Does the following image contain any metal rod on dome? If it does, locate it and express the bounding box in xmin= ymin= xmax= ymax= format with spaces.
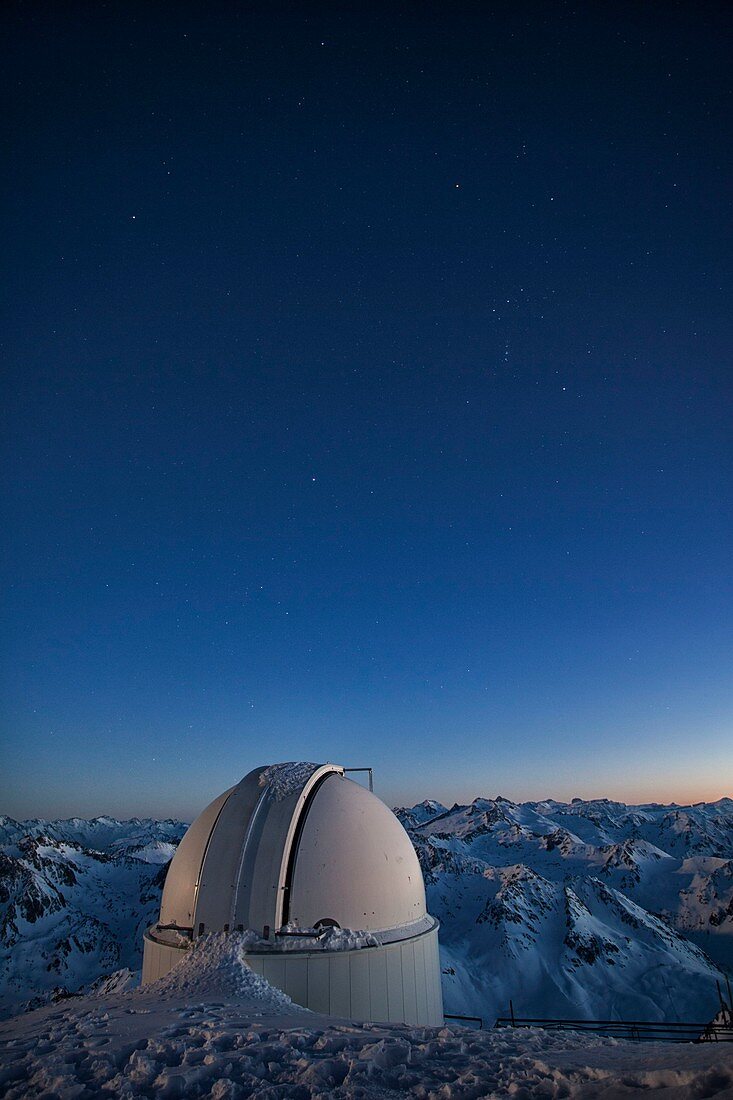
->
xmin=344 ymin=767 xmax=373 ymax=792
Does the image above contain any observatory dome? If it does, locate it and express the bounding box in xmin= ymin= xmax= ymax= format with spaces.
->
xmin=142 ymin=762 xmax=443 ymax=1026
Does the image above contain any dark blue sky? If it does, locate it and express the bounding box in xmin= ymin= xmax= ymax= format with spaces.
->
xmin=2 ymin=2 xmax=731 ymax=819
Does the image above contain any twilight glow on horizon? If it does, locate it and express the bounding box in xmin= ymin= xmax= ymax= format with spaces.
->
xmin=2 ymin=3 xmax=731 ymax=821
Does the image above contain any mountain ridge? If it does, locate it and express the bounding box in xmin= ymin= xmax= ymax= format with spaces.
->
xmin=1 ymin=797 xmax=731 ymax=1024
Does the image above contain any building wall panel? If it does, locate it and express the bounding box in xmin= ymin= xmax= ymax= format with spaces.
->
xmin=349 ymin=951 xmax=371 ymax=1021
xmin=307 ymin=957 xmax=330 ymax=1015
xmin=329 ymin=954 xmax=351 ymax=1018
xmin=368 ymin=948 xmax=389 ymax=1023
xmin=284 ymin=957 xmax=308 ymax=1009
xmin=401 ymin=941 xmax=419 ymax=1024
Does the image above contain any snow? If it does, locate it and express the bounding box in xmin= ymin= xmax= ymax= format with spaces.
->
xmin=1 ymin=934 xmax=732 ymax=1098
xmin=258 ymin=762 xmax=321 ymax=801
xmin=404 ymin=796 xmax=733 ymax=1026
xmin=398 ymin=800 xmax=450 ymax=827
xmin=235 ymin=925 xmax=380 ymax=952
xmin=113 ymin=839 xmax=179 ymax=864
xmin=0 ymin=823 xmax=185 ymax=1018
xmin=88 ymin=968 xmax=139 ymax=996
xmin=145 ymin=933 xmax=304 ymax=1011
xmin=0 ymin=815 xmax=186 ymax=852
xmin=2 ymin=796 xmax=731 ymax=1029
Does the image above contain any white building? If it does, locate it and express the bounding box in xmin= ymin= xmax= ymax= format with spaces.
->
xmin=142 ymin=762 xmax=444 ymax=1026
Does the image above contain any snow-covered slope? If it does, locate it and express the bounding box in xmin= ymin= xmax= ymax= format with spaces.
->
xmin=2 ymin=933 xmax=732 ymax=1099
xmin=396 ymin=796 xmax=733 ymax=1025
xmin=0 ymin=816 xmax=186 ymax=1017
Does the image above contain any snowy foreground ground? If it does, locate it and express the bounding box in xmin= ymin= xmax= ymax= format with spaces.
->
xmin=2 ymin=937 xmax=733 ymax=1099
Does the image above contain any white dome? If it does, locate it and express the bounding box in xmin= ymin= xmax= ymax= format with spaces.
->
xmin=289 ymin=773 xmax=425 ymax=930
xmin=144 ymin=762 xmax=444 ymax=1026
xmin=159 ymin=762 xmax=428 ymax=938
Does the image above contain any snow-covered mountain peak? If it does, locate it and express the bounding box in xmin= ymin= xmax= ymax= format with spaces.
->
xmin=395 ymin=798 xmax=449 ymax=827
xmin=0 ymin=817 xmax=187 ymax=1017
xmin=401 ymin=793 xmax=732 ymax=1024
xmin=2 ymin=797 xmax=731 ymax=1027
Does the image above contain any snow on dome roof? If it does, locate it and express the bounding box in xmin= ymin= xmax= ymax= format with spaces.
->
xmin=257 ymin=761 xmax=321 ymax=801
xmin=158 ymin=762 xmax=429 ymax=941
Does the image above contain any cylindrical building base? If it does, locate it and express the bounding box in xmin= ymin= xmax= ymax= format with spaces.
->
xmin=142 ymin=924 xmax=443 ymax=1026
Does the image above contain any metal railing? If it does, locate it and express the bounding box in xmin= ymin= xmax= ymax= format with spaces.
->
xmin=444 ymin=1013 xmax=483 ymax=1029
xmin=494 ymin=1016 xmax=733 ymax=1044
